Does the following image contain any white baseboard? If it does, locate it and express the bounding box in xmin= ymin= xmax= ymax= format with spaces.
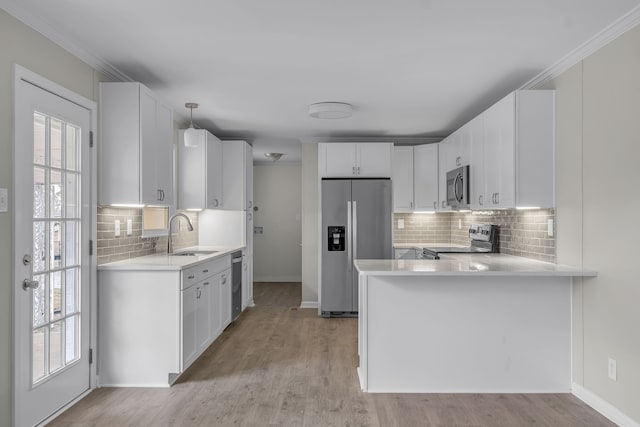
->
xmin=572 ymin=383 xmax=640 ymax=427
xmin=300 ymin=301 xmax=318 ymax=309
xmin=254 ymin=276 xmax=301 ymax=282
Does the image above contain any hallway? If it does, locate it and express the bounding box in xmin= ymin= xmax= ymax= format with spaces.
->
xmin=50 ymin=283 xmax=612 ymax=426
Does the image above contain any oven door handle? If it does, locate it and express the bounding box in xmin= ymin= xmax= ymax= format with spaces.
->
xmin=454 ymin=173 xmax=463 ymax=203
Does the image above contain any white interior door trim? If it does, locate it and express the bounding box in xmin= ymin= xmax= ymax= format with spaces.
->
xmin=11 ymin=64 xmax=98 ymax=426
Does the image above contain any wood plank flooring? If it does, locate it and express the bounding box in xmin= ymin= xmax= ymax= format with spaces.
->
xmin=50 ymin=282 xmax=614 ymax=427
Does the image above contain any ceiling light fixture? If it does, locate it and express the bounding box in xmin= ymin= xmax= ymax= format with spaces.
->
xmin=264 ymin=153 xmax=284 ymax=161
xmin=309 ymin=102 xmax=353 ymax=119
xmin=183 ymin=102 xmax=199 ymax=147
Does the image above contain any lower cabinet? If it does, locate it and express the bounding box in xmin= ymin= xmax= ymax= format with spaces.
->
xmin=98 ymin=254 xmax=234 ymax=387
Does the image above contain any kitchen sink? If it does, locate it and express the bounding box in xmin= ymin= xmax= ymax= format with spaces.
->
xmin=171 ymin=250 xmax=218 ymax=256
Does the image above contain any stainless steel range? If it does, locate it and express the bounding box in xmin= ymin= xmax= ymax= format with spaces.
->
xmin=422 ymin=224 xmax=499 ymax=260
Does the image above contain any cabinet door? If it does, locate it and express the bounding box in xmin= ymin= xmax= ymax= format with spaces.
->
xmin=206 ymin=133 xmax=223 ymax=209
xmin=392 ymin=146 xmax=414 ymax=211
xmin=219 ymin=270 xmax=232 ymax=329
xmin=156 ymin=102 xmax=174 ymax=205
xmin=196 ymin=284 xmax=211 ymax=350
xmin=437 ymin=138 xmax=451 ymax=211
xmin=469 ymin=115 xmax=486 ymax=210
xmin=484 ymin=93 xmax=515 ymax=208
xmin=357 ymin=143 xmax=392 ymax=177
xmin=414 ymin=144 xmax=439 ymax=211
xmin=178 ymin=130 xmax=206 ymax=209
xmin=320 ymin=143 xmax=357 ymax=177
xmin=140 ymin=87 xmax=159 ymax=205
xmin=182 ymin=285 xmax=198 ymax=369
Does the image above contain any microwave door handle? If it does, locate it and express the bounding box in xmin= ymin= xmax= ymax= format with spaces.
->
xmin=347 ymin=201 xmax=352 ymax=272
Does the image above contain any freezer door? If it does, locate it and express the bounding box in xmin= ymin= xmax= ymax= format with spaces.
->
xmin=321 ymin=180 xmax=353 ymax=313
xmin=352 ymin=179 xmax=392 ymax=311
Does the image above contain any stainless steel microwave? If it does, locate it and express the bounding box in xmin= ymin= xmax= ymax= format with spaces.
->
xmin=446 ymin=165 xmax=470 ymax=209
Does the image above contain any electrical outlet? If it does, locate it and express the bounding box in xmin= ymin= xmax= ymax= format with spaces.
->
xmin=608 ymin=358 xmax=617 ymax=381
xmin=126 ymin=219 xmax=133 ymax=236
xmin=114 ymin=220 xmax=121 ymax=237
xmin=398 ymin=219 xmax=405 ymax=229
xmin=547 ymin=219 xmax=554 ymax=237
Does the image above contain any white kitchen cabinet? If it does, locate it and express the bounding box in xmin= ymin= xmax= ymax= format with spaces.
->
xmin=392 ymin=146 xmax=414 ymax=211
xmin=219 ymin=269 xmax=232 ymax=329
xmin=437 ymin=137 xmax=451 ymax=211
xmin=178 ymin=129 xmax=223 ymax=210
xmin=413 ymin=143 xmax=439 ymax=211
xmin=471 ymin=90 xmax=555 ymax=209
xmin=99 ymin=82 xmax=174 ymax=206
xmin=222 ymin=140 xmax=253 ymax=210
xmin=319 ymin=143 xmax=393 ymax=178
xmin=98 ymin=255 xmax=232 ymax=387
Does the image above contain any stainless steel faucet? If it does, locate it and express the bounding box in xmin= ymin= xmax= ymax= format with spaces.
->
xmin=167 ymin=212 xmax=194 ymax=254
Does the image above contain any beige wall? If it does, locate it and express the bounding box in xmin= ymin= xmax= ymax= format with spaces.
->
xmin=0 ymin=9 xmax=112 ymax=425
xmin=543 ymin=25 xmax=640 ymax=423
xmin=301 ymin=143 xmax=319 ymax=305
xmin=253 ymin=164 xmax=302 ymax=282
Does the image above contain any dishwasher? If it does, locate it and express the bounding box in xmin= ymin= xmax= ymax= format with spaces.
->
xmin=231 ymin=251 xmax=243 ymax=321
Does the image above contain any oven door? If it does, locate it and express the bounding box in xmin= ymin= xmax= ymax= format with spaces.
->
xmin=446 ymin=166 xmax=470 ymax=208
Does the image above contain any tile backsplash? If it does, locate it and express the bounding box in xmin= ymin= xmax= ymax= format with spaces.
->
xmin=97 ymin=207 xmax=198 ymax=265
xmin=394 ymin=208 xmax=556 ymax=262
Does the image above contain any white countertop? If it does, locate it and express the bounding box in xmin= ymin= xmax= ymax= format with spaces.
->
xmin=354 ymin=253 xmax=597 ymax=277
xmin=393 ymin=243 xmax=467 ymax=250
xmin=97 ymin=245 xmax=245 ymax=271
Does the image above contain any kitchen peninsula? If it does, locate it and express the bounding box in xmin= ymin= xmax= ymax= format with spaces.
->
xmin=355 ymin=255 xmax=596 ymax=393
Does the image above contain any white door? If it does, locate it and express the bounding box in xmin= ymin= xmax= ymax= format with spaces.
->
xmin=14 ymin=77 xmax=92 ymax=426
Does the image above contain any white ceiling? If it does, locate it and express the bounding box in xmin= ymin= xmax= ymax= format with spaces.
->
xmin=4 ymin=0 xmax=640 ymax=162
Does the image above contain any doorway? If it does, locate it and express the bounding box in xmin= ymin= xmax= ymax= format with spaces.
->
xmin=12 ymin=65 xmax=97 ymax=427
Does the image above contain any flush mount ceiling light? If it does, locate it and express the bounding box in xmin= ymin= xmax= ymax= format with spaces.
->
xmin=183 ymin=102 xmax=199 ymax=147
xmin=308 ymin=102 xmax=353 ymax=119
xmin=264 ymin=153 xmax=285 ymax=161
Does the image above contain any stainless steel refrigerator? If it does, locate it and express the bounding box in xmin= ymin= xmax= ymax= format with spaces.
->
xmin=321 ymin=179 xmax=392 ymax=317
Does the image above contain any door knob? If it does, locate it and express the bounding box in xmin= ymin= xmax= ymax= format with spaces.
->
xmin=22 ymin=278 xmax=39 ymax=291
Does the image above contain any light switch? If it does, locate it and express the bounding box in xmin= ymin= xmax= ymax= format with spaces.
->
xmin=126 ymin=219 xmax=133 ymax=236
xmin=114 ymin=220 xmax=121 ymax=237
xmin=0 ymin=188 xmax=8 ymax=213
xmin=398 ymin=219 xmax=405 ymax=229
xmin=547 ymin=219 xmax=554 ymax=237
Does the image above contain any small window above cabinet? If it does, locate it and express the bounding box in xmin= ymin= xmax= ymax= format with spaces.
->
xmin=178 ymin=129 xmax=223 ymax=210
xmin=99 ymin=82 xmax=174 ymax=207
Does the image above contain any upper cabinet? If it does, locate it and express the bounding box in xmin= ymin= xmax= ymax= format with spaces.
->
xmin=319 ymin=143 xmax=393 ymax=178
xmin=178 ymin=129 xmax=223 ymax=210
xmin=392 ymin=144 xmax=439 ymax=212
xmin=469 ymin=90 xmax=555 ymax=209
xmin=99 ymin=82 xmax=174 ymax=206
xmin=221 ymin=140 xmax=253 ymax=211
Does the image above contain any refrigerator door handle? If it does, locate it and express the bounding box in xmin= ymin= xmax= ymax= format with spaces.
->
xmin=347 ymin=201 xmax=352 ymax=272
xmin=352 ymin=200 xmax=357 ymax=264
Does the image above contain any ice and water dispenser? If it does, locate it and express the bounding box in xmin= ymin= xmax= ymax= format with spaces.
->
xmin=328 ymin=226 xmax=345 ymax=251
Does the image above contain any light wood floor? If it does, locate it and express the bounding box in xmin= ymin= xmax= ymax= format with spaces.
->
xmin=50 ymin=282 xmax=614 ymax=427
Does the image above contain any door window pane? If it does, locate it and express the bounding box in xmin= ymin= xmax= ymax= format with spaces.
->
xmin=65 ymin=221 xmax=78 ymax=267
xmin=33 ymin=327 xmax=46 ymax=382
xmin=34 ymin=168 xmax=46 ymax=218
xmin=33 ymin=222 xmax=46 ymax=273
xmin=50 ymin=222 xmax=62 ymax=269
xmin=66 ymin=124 xmax=78 ymax=171
xmin=33 ymin=273 xmax=47 ymax=327
xmin=50 ymin=118 xmax=62 ymax=169
xmin=50 ymin=271 xmax=63 ymax=321
xmin=65 ymin=315 xmax=78 ymax=364
xmin=34 ymin=113 xmax=46 ymax=165
xmin=65 ymin=173 xmax=78 ymax=218
xmin=49 ymin=321 xmax=63 ymax=373
xmin=50 ymin=171 xmax=62 ymax=218
xmin=65 ymin=269 xmax=77 ymax=314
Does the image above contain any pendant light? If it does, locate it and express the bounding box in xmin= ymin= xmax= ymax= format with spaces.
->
xmin=183 ymin=102 xmax=199 ymax=148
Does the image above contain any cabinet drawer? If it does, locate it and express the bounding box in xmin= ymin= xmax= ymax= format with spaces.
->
xmin=183 ymin=256 xmax=231 ymax=290
xmin=183 ymin=266 xmax=200 ymax=289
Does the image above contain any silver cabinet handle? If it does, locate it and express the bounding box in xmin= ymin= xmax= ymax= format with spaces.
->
xmin=161 ymin=190 xmax=165 ymax=201
xmin=196 ymin=287 xmax=201 ymax=299
xmin=202 ymin=269 xmax=209 ymax=273
xmin=410 ymin=201 xmax=413 ymax=209
xmin=433 ymin=201 xmax=437 ymax=209
xmin=248 ymin=201 xmax=253 ymax=209
xmin=222 ymin=277 xmax=227 ymax=285
xmin=203 ymin=281 xmax=210 ymax=286
xmin=357 ymin=166 xmax=361 ymax=175
xmin=248 ymin=212 xmax=252 ymax=221
xmin=479 ymin=195 xmax=484 ymax=206
xmin=347 ymin=201 xmax=352 ymax=272
xmin=157 ymin=189 xmax=162 ymax=201
xmin=495 ymin=192 xmax=499 ymax=204
xmin=212 ymin=198 xmax=219 ymax=207
xmin=22 ymin=278 xmax=39 ymax=290
xmin=188 ymin=274 xmax=195 ymax=279
xmin=353 ymin=200 xmax=358 ymax=263
xmin=441 ymin=200 xmax=446 ymax=208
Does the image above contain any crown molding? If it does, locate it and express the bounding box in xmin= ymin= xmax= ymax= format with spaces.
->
xmin=0 ymin=0 xmax=133 ymax=82
xmin=521 ymin=4 xmax=640 ymax=89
